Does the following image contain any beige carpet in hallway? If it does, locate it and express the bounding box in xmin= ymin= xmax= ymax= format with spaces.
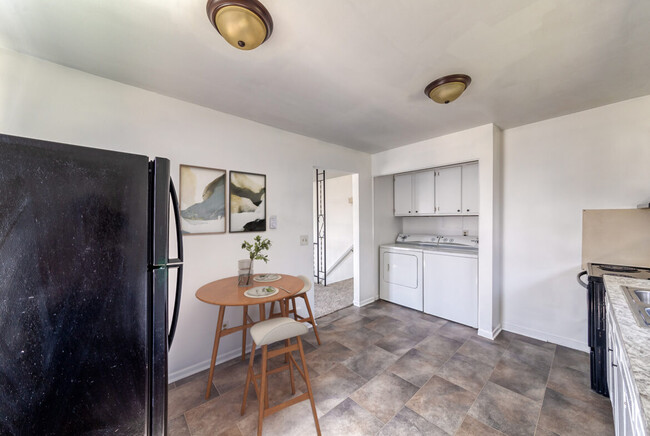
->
xmin=313 ymin=278 xmax=353 ymax=318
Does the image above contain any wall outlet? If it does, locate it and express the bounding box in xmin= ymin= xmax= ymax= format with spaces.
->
xmin=300 ymin=235 xmax=308 ymax=246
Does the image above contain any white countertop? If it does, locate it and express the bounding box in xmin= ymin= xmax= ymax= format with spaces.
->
xmin=380 ymin=243 xmax=478 ymax=257
xmin=604 ymin=275 xmax=650 ymax=434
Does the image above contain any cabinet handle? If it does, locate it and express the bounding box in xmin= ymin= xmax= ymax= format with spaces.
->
xmin=457 ymin=209 xmax=460 ymax=212
xmin=466 ymin=209 xmax=470 ymax=212
xmin=415 ymin=210 xmax=418 ymax=213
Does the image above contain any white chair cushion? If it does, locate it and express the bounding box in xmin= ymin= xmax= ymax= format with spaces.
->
xmin=250 ymin=317 xmax=309 ymax=346
xmin=296 ymin=275 xmax=312 ymax=296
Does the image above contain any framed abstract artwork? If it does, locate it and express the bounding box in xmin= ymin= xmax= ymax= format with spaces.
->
xmin=179 ymin=164 xmax=226 ymax=235
xmin=229 ymin=171 xmax=266 ymax=232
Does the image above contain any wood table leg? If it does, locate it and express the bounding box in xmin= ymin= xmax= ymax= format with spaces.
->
xmin=259 ymin=303 xmax=266 ymax=321
xmin=205 ymin=305 xmax=226 ymax=399
xmin=241 ymin=305 xmax=248 ymax=360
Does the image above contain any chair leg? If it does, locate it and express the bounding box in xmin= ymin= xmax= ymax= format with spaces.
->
xmin=241 ymin=305 xmax=248 ymax=360
xmin=287 ymin=338 xmax=296 ymax=394
xmin=301 ymin=295 xmax=321 ymax=345
xmin=258 ymin=345 xmax=268 ymax=436
xmin=297 ymin=336 xmax=321 ymax=436
xmin=241 ymin=341 xmax=257 ymax=415
xmin=290 ymin=297 xmax=298 ymax=319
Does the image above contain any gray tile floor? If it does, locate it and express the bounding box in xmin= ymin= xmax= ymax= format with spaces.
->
xmin=168 ymin=301 xmax=615 ymax=436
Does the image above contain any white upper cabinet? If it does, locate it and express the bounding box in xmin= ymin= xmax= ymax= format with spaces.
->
xmin=435 ymin=166 xmax=462 ymax=214
xmin=393 ymin=162 xmax=478 ymax=217
xmin=461 ymin=162 xmax=479 ymax=215
xmin=394 ymin=173 xmax=413 ymax=215
xmin=413 ymin=170 xmax=436 ymax=214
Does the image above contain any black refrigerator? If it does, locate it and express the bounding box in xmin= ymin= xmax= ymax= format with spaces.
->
xmin=0 ymin=133 xmax=184 ymax=435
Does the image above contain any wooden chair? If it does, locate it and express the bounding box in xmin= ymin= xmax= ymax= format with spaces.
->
xmin=241 ymin=317 xmax=320 ymax=436
xmin=268 ymin=275 xmax=322 ymax=346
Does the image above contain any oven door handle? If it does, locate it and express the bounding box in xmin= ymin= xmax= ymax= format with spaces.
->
xmin=577 ymin=270 xmax=588 ymax=289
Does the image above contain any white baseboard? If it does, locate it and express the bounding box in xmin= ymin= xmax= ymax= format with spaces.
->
xmin=356 ymin=295 xmax=378 ymax=307
xmin=478 ymin=323 xmax=502 ymax=340
xmin=502 ymin=321 xmax=588 ymax=352
xmin=169 ymin=345 xmax=246 ymax=383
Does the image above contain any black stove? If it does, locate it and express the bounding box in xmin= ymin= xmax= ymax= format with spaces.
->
xmin=579 ymin=262 xmax=650 ymax=397
xmin=588 ymin=262 xmax=650 ymax=280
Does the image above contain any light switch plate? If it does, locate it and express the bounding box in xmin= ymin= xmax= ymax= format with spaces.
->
xmin=269 ymin=215 xmax=277 ymax=229
xmin=300 ymin=235 xmax=308 ymax=246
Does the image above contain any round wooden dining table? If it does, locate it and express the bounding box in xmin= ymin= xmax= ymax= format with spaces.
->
xmin=195 ymin=273 xmax=305 ymax=399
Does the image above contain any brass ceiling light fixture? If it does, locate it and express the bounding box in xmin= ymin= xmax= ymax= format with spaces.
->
xmin=206 ymin=0 xmax=273 ymax=50
xmin=424 ymin=74 xmax=472 ymax=104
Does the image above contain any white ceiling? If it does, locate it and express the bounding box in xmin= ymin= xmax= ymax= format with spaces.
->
xmin=1 ymin=1 xmax=650 ymax=153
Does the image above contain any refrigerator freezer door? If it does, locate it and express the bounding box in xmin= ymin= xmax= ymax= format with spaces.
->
xmin=0 ymin=134 xmax=150 ymax=434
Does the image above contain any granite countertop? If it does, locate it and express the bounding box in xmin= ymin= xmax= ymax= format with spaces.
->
xmin=604 ymin=275 xmax=650 ymax=434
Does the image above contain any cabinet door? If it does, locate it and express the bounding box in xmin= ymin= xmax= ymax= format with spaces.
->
xmin=394 ymin=174 xmax=413 ymax=215
xmin=606 ymin=310 xmax=620 ymax=431
xmin=413 ymin=170 xmax=436 ymax=214
xmin=435 ymin=166 xmax=462 ymax=214
xmin=461 ymin=163 xmax=479 ymax=214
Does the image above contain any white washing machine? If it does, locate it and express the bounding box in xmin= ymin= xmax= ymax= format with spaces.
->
xmin=379 ymin=245 xmax=423 ymax=311
xmin=423 ymin=249 xmax=478 ymax=328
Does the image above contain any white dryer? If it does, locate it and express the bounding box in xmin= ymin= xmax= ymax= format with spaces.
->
xmin=379 ymin=245 xmax=423 ymax=311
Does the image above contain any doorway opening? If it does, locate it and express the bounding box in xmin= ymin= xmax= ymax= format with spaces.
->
xmin=312 ymin=168 xmax=356 ymax=318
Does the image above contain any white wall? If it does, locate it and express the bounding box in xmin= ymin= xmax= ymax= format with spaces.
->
xmin=372 ymin=124 xmax=502 ymax=339
xmin=402 ymin=216 xmax=479 ymax=236
xmin=0 ymin=48 xmax=374 ymax=381
xmin=501 ymin=95 xmax=650 ymax=350
xmin=320 ymin=175 xmax=354 ymax=284
xmin=372 ymin=175 xmax=402 ymax=293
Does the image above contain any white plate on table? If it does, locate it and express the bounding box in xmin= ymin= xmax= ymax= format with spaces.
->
xmin=244 ymin=286 xmax=279 ymax=298
xmin=253 ymin=274 xmax=281 ymax=283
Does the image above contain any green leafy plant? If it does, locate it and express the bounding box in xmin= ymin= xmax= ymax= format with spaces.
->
xmin=241 ymin=235 xmax=272 ymax=262
xmin=240 ymin=236 xmax=271 ymax=285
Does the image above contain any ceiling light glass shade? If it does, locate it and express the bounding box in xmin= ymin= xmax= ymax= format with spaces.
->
xmin=206 ymin=0 xmax=273 ymax=50
xmin=424 ymin=74 xmax=472 ymax=104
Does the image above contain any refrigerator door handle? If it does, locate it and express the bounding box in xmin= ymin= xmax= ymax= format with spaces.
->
xmin=168 ymin=178 xmax=184 ymax=349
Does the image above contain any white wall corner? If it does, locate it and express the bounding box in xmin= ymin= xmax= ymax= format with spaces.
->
xmin=492 ymin=124 xmax=504 ymax=332
xmin=478 ymin=323 xmax=502 ymax=341
xmin=357 ymin=295 xmax=379 ymax=307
